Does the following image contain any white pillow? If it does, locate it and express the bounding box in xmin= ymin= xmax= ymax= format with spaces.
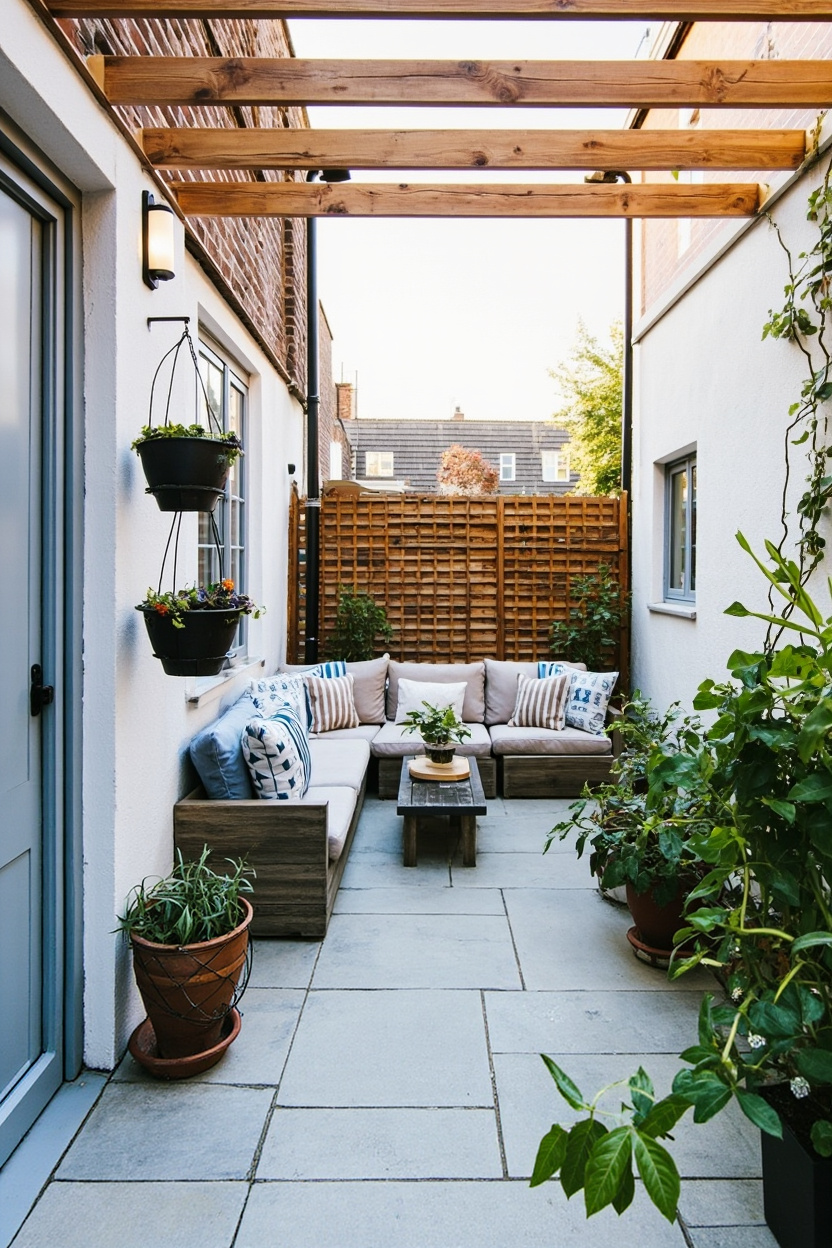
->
xmin=540 ymin=664 xmax=619 ymax=735
xmin=249 ymin=674 xmax=309 ymax=732
xmin=394 ymin=678 xmax=467 ymax=724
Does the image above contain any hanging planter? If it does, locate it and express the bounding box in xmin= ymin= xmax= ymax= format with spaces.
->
xmin=137 ymin=581 xmax=264 ymax=678
xmin=133 ymin=325 xmax=242 ymax=513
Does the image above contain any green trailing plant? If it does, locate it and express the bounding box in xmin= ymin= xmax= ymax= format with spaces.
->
xmin=137 ymin=579 xmax=264 ymax=629
xmin=549 ymin=320 xmax=623 ymax=496
xmin=545 ymin=694 xmax=710 ymax=906
xmin=549 ymin=564 xmax=628 ymax=672
xmin=401 ymin=702 xmax=472 ymax=747
xmin=117 ymin=846 xmax=255 ymax=946
xmin=131 ymin=422 xmax=243 ymax=464
xmin=325 ymin=585 xmax=394 ymax=662
xmin=532 ymin=536 xmax=832 ymax=1224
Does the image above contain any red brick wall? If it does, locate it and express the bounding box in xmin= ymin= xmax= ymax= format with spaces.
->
xmin=58 ymin=15 xmax=307 ymax=390
xmin=639 ymin=21 xmax=832 ymax=318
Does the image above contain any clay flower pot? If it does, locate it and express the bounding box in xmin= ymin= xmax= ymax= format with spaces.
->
xmin=129 ymin=898 xmax=252 ymax=1060
xmin=625 ymin=881 xmax=688 ymax=953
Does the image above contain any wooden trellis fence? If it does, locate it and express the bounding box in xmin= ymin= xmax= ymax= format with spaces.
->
xmin=288 ymin=488 xmax=629 ymax=683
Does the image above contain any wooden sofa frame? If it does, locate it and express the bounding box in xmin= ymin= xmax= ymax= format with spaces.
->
xmin=174 ymin=774 xmax=366 ymax=939
xmin=500 ymin=710 xmax=623 ymax=798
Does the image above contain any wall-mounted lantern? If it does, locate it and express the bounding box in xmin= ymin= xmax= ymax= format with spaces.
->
xmin=142 ymin=190 xmax=176 ymax=290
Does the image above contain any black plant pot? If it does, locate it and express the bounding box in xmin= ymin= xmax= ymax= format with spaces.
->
xmin=136 ymin=437 xmax=240 ymax=512
xmin=425 ymin=744 xmax=456 ymax=765
xmin=140 ymin=607 xmax=243 ymax=677
xmin=761 ymin=1112 xmax=832 ymax=1248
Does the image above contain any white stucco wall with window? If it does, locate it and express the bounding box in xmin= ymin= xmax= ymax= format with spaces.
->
xmin=2 ymin=0 xmax=305 ymax=1072
xmin=631 ymin=164 xmax=832 ymax=716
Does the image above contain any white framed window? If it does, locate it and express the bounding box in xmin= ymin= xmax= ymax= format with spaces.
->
xmin=198 ymin=338 xmax=248 ymax=656
xmin=500 ymin=453 xmax=516 ymax=482
xmin=665 ymin=454 xmax=696 ymax=601
xmin=366 ymin=451 xmax=394 ymax=478
xmin=542 ymin=449 xmax=570 ymax=482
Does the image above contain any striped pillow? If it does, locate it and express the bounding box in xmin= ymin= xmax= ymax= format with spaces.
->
xmin=241 ymin=709 xmax=311 ymax=800
xmin=306 ymin=659 xmax=348 ymax=679
xmin=508 ymin=672 xmax=570 ymax=731
xmin=304 ymin=672 xmax=359 ymax=733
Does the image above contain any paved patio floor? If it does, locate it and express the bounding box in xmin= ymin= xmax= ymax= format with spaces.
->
xmin=10 ymin=795 xmax=776 ymax=1248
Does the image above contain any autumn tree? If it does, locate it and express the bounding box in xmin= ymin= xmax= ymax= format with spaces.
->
xmin=436 ymin=444 xmax=500 ymax=496
xmin=550 ymin=321 xmax=623 ymax=496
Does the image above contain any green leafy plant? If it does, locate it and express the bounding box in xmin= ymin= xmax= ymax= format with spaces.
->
xmin=549 ymin=564 xmax=628 ymax=672
xmin=549 ymin=320 xmax=623 ymax=496
xmin=117 ymin=845 xmax=254 ymax=945
xmin=532 ymin=536 xmax=832 ymax=1223
xmin=401 ymin=702 xmax=472 ymax=747
xmin=131 ymin=422 xmax=243 ymax=464
xmin=325 ymin=585 xmax=394 ymax=662
xmin=137 ymin=579 xmax=264 ymax=629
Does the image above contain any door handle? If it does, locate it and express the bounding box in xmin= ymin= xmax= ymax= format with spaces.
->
xmin=30 ymin=665 xmax=55 ymax=717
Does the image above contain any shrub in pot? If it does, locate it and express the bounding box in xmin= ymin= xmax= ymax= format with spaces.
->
xmin=118 ymin=846 xmax=254 ymax=1077
xmin=136 ymin=580 xmax=264 ymax=677
xmin=531 ymin=538 xmax=832 ymax=1245
xmin=325 ymin=585 xmax=394 ymax=662
xmin=401 ymin=701 xmax=471 ymax=765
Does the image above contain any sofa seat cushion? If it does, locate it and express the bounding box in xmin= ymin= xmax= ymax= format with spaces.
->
xmin=308 ymin=738 xmax=371 ymax=791
xmin=488 ymin=724 xmax=613 ymax=756
xmin=371 ymin=721 xmax=492 ymax=758
xmin=484 ymin=659 xmax=586 ymax=726
xmin=300 ymin=785 xmax=357 ymax=862
xmin=189 ymin=692 xmax=256 ymax=800
xmin=386 ymin=660 xmax=485 ymax=723
xmin=310 ymin=724 xmax=381 ymax=744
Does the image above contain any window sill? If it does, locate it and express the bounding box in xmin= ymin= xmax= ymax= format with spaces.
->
xmin=186 ymin=657 xmax=266 ymax=708
xmin=647 ymin=602 xmax=697 ymax=620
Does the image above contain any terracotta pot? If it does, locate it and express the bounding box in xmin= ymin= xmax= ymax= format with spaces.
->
xmin=625 ymin=881 xmax=688 ymax=951
xmin=425 ymin=744 xmax=456 ymax=765
xmin=129 ymin=898 xmax=252 ymax=1060
xmin=139 ymin=607 xmax=243 ymax=677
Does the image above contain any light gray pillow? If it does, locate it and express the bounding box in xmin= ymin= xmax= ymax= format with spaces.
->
xmin=282 ymin=654 xmax=389 ymax=725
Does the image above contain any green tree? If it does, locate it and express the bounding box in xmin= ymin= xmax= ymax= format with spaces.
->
xmin=550 ymin=322 xmax=623 ymax=496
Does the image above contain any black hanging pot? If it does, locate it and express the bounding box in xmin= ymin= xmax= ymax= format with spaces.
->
xmin=140 ymin=607 xmax=243 ymax=677
xmin=136 ymin=436 xmax=240 ymax=513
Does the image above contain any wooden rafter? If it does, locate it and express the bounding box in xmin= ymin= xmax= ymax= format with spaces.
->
xmin=172 ymin=179 xmax=761 ymax=216
xmin=47 ymin=0 xmax=832 ymax=19
xmin=141 ymin=126 xmax=807 ymax=171
xmin=95 ymin=57 xmax=832 ymax=108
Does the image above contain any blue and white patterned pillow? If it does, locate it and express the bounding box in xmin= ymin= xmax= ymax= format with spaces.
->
xmin=241 ymin=709 xmax=311 ymax=800
xmin=250 ymin=674 xmax=308 ymax=731
xmin=538 ymin=662 xmax=618 ymax=735
xmin=304 ymin=660 xmax=347 ymax=679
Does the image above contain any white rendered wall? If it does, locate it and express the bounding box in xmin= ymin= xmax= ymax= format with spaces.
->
xmin=2 ymin=0 xmax=305 ymax=1068
xmin=632 ymin=169 xmax=832 ymax=716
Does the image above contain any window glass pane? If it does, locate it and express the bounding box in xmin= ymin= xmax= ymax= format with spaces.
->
xmin=669 ymin=468 xmax=687 ymax=592
xmin=690 ymin=462 xmax=697 ymax=593
xmin=541 ymin=451 xmax=556 ymax=482
xmin=500 ymin=453 xmax=515 ymax=481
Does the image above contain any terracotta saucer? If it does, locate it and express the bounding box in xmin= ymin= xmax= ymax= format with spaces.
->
xmin=626 ymin=926 xmax=693 ymax=969
xmin=128 ymin=1007 xmax=241 ymax=1079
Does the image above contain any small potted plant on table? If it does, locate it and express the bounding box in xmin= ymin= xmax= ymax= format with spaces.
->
xmin=402 ymin=701 xmax=471 ymax=766
xmin=118 ymin=846 xmax=254 ymax=1079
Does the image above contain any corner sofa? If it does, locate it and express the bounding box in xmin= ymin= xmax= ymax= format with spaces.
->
xmin=174 ymin=653 xmax=619 ymax=938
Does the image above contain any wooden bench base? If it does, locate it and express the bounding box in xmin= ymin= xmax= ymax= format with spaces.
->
xmin=500 ymin=754 xmax=616 ymax=798
xmin=173 ymin=776 xmax=366 ymax=939
xmin=378 ymin=755 xmax=497 ymax=800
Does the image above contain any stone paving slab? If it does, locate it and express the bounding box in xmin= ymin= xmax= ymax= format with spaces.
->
xmin=503 ymin=888 xmax=715 ymax=991
xmin=311 ymin=913 xmax=521 ymax=989
xmin=685 ymin=1230 xmax=779 ymax=1248
xmin=450 ymin=850 xmax=597 ymax=889
xmin=678 ymin=1180 xmax=766 ymax=1227
xmin=339 ymin=850 xmax=451 ymax=888
xmin=112 ymin=989 xmax=306 ymax=1087
xmin=276 ymin=990 xmax=493 ymax=1108
xmin=334 ymin=886 xmax=505 ymax=915
xmin=493 ymin=1052 xmax=761 ymax=1181
xmin=11 ymin=1182 xmax=248 ymax=1248
xmin=484 ymin=989 xmax=706 ymax=1054
xmin=475 ymin=819 xmax=582 ymax=855
xmin=257 ymin=1107 xmax=502 ymax=1179
xmin=248 ymin=939 xmax=320 ymax=989
xmin=235 ymin=1179 xmax=688 ymax=1248
xmin=55 ymin=1084 xmax=273 ymax=1180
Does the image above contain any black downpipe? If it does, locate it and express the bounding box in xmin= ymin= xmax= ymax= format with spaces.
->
xmin=304 ymin=187 xmax=320 ymax=664
xmin=622 ymin=210 xmax=633 ymax=506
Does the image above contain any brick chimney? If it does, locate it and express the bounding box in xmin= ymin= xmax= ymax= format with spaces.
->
xmin=336 ymin=382 xmax=355 ymax=422
xmin=453 ymin=405 xmax=464 ymax=421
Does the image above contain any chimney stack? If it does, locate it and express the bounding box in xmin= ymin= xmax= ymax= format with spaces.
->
xmin=453 ymin=405 xmax=464 ymax=421
xmin=336 ymin=381 xmax=355 ymax=422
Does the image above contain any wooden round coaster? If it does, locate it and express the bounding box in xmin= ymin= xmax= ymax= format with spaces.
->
xmin=408 ymin=756 xmax=470 ymax=782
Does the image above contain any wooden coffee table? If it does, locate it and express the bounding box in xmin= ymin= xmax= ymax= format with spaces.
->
xmin=397 ymin=756 xmax=487 ymax=867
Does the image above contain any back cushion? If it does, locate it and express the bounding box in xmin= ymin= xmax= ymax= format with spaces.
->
xmin=386 ymin=661 xmax=485 ymax=723
xmin=484 ymin=659 xmax=587 ymax=726
xmin=189 ymin=692 xmax=256 ymax=799
xmin=282 ymin=654 xmax=389 ymax=725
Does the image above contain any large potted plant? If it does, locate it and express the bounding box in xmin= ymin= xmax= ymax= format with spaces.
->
xmin=401 ymin=701 xmax=471 ymax=765
xmin=531 ymin=537 xmax=832 ymax=1248
xmin=137 ymin=579 xmax=263 ymax=677
xmin=118 ymin=846 xmax=254 ymax=1078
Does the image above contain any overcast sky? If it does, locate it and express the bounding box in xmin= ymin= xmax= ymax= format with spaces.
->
xmin=288 ymin=19 xmax=648 ymax=421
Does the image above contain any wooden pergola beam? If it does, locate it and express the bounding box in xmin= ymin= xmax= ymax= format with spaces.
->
xmin=95 ymin=57 xmax=832 ymax=108
xmin=47 ymin=0 xmax=832 ymax=19
xmin=172 ymin=179 xmax=761 ymax=216
xmin=141 ymin=126 xmax=807 ymax=171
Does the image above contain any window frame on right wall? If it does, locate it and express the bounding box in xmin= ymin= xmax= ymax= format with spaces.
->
xmin=664 ymin=452 xmax=697 ymax=602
